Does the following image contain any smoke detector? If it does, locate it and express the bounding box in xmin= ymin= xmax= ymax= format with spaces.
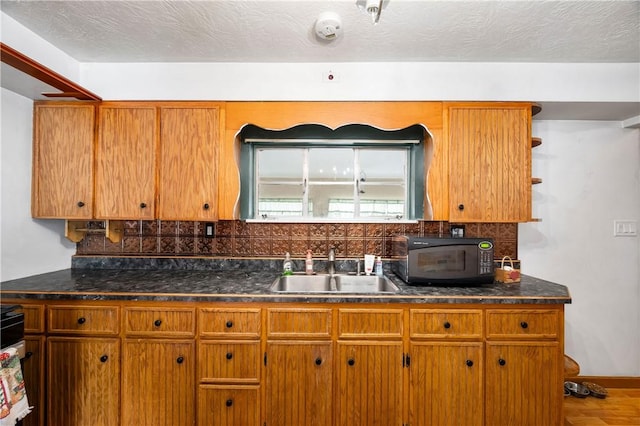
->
xmin=314 ymin=12 xmax=343 ymax=41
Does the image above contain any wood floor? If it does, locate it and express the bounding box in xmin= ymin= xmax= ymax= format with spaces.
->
xmin=564 ymin=388 xmax=640 ymax=425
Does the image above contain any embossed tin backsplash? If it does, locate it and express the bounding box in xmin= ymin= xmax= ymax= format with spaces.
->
xmin=75 ymin=220 xmax=518 ymax=260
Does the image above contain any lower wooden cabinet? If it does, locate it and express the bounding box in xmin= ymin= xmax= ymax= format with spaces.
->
xmin=336 ymin=341 xmax=404 ymax=426
xmin=198 ymin=385 xmax=260 ymax=426
xmin=485 ymin=342 xmax=561 ymax=426
xmin=2 ymin=300 xmax=564 ymax=426
xmin=265 ymin=341 xmax=333 ymax=426
xmin=409 ymin=342 xmax=483 ymax=426
xmin=22 ymin=336 xmax=45 ymax=426
xmin=47 ymin=337 xmax=120 ymax=426
xmin=122 ymin=339 xmax=195 ymax=426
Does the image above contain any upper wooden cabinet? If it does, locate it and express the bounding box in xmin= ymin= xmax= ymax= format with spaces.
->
xmin=446 ymin=103 xmax=532 ymax=222
xmin=159 ymin=106 xmax=220 ymax=220
xmin=95 ymin=103 xmax=157 ymax=219
xmin=32 ymin=103 xmax=95 ymax=218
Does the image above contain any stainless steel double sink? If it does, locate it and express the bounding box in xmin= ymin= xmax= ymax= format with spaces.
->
xmin=270 ymin=274 xmax=400 ymax=294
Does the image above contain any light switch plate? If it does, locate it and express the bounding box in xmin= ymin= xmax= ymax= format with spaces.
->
xmin=613 ymin=220 xmax=637 ymax=237
xmin=205 ymin=222 xmax=215 ymax=238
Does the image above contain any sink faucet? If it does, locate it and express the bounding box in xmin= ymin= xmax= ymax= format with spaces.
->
xmin=328 ymin=247 xmax=336 ymax=276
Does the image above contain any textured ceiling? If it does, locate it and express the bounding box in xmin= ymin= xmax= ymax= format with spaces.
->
xmin=1 ymin=0 xmax=639 ymax=63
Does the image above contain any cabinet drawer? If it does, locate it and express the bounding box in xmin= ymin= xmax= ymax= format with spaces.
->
xmin=199 ymin=341 xmax=261 ymax=383
xmin=486 ymin=309 xmax=560 ymax=340
xmin=124 ymin=307 xmax=195 ymax=337
xmin=198 ymin=385 xmax=260 ymax=426
xmin=199 ymin=309 xmax=261 ymax=339
xmin=267 ymin=308 xmax=331 ymax=338
xmin=338 ymin=309 xmax=403 ymax=339
xmin=48 ymin=305 xmax=119 ymax=335
xmin=19 ymin=304 xmax=45 ymax=334
xmin=410 ymin=309 xmax=482 ymax=339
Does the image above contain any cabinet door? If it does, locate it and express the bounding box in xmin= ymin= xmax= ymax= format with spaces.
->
xmin=337 ymin=341 xmax=403 ymax=426
xmin=448 ymin=106 xmax=531 ymax=222
xmin=265 ymin=341 xmax=333 ymax=426
xmin=122 ymin=339 xmax=195 ymax=426
xmin=96 ymin=105 xmax=157 ymax=219
xmin=32 ymin=103 xmax=94 ymax=218
xmin=159 ymin=107 xmax=219 ymax=220
xmin=198 ymin=385 xmax=259 ymax=426
xmin=22 ymin=336 xmax=44 ymax=426
xmin=47 ymin=337 xmax=120 ymax=426
xmin=409 ymin=342 xmax=483 ymax=426
xmin=485 ymin=342 xmax=561 ymax=426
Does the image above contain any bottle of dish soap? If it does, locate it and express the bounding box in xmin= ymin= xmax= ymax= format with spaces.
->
xmin=283 ymin=252 xmax=293 ymax=276
xmin=375 ymin=256 xmax=383 ymax=276
xmin=305 ymin=250 xmax=314 ymax=275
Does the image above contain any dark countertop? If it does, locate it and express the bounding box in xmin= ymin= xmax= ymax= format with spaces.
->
xmin=0 ymin=257 xmax=571 ymax=304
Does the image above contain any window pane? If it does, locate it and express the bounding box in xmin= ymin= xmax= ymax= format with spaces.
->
xmin=308 ymin=148 xmax=354 ymax=218
xmin=252 ymin=145 xmax=411 ymax=220
xmin=257 ymin=148 xmax=305 ymax=217
xmin=257 ymin=149 xmax=304 ymax=179
xmin=308 ymin=148 xmax=353 ymax=182
xmin=359 ymin=149 xmax=406 ymax=217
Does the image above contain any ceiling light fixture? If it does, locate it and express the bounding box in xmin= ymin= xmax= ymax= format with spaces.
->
xmin=357 ymin=0 xmax=384 ymax=24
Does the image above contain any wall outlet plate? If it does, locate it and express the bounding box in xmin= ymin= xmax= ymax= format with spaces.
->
xmin=450 ymin=225 xmax=465 ymax=238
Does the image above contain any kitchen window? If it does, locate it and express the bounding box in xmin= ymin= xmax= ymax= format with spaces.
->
xmin=239 ymin=124 xmax=427 ymax=222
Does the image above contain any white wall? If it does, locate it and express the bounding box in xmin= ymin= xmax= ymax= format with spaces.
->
xmin=80 ymin=61 xmax=639 ymax=103
xmin=520 ymin=120 xmax=640 ymax=376
xmin=0 ymin=88 xmax=76 ymax=281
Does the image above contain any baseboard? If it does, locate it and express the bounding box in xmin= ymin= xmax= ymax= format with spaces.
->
xmin=566 ymin=376 xmax=640 ymax=389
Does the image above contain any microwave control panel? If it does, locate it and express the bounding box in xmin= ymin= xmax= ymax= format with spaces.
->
xmin=479 ymin=242 xmax=494 ymax=275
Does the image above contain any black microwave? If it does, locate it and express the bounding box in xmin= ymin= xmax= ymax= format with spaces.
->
xmin=392 ymin=236 xmax=495 ymax=285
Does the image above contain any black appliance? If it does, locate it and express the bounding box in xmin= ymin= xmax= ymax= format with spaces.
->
xmin=392 ymin=236 xmax=495 ymax=285
xmin=1 ymin=305 xmax=24 ymax=353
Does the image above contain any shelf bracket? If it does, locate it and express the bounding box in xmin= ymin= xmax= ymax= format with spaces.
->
xmin=65 ymin=220 xmax=124 ymax=243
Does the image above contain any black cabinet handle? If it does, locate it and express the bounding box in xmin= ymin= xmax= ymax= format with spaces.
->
xmin=226 ymin=399 xmax=233 ymax=407
xmin=498 ymin=358 xmax=506 ymax=366
xmin=458 ymin=204 xmax=465 ymax=211
xmin=140 ymin=202 xmax=147 ymax=209
xmin=77 ymin=317 xmax=86 ymax=325
xmin=25 ymin=351 xmax=33 ymax=360
xmin=154 ymin=319 xmax=162 ymax=327
xmin=348 ymin=358 xmax=355 ymax=366
xmin=226 ymin=352 xmax=233 ymax=360
xmin=100 ymin=355 xmax=108 ymax=363
xmin=176 ymin=356 xmax=184 ymax=364
xmin=315 ymin=357 xmax=322 ymax=366
xmin=466 ymin=359 xmax=473 ymax=367
xmin=520 ymin=321 xmax=529 ymax=329
xmin=226 ymin=320 xmax=233 ymax=328
xmin=443 ymin=321 xmax=451 ymax=329
xmin=203 ymin=203 xmax=210 ymax=210
xmin=77 ymin=201 xmax=85 ymax=208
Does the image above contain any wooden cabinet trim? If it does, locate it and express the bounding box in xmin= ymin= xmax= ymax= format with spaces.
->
xmin=198 ymin=340 xmax=261 ymax=384
xmin=338 ymin=308 xmax=404 ymax=339
xmin=486 ymin=309 xmax=560 ymax=340
xmin=410 ymin=308 xmax=483 ymax=340
xmin=48 ymin=305 xmax=120 ymax=335
xmin=199 ymin=308 xmax=261 ymax=339
xmin=124 ymin=306 xmax=195 ymax=337
xmin=19 ymin=304 xmax=45 ymax=334
xmin=267 ymin=307 xmax=332 ymax=339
